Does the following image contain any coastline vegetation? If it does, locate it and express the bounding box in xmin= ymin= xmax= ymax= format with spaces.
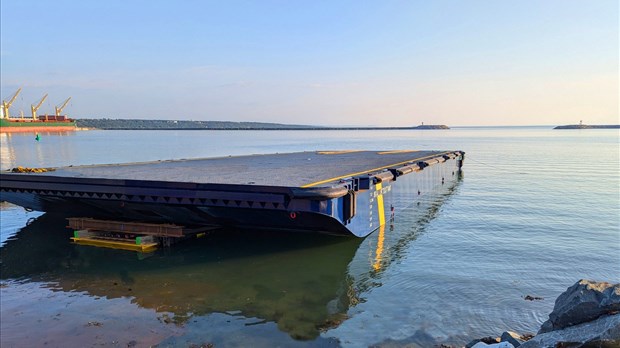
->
xmin=75 ymin=118 xmax=450 ymax=130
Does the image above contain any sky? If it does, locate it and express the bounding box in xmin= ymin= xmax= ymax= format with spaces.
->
xmin=1 ymin=0 xmax=618 ymax=126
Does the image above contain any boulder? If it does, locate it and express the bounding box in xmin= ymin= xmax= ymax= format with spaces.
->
xmin=539 ymin=280 xmax=620 ymax=334
xmin=466 ymin=337 xmax=500 ymax=347
xmin=500 ymin=331 xmax=525 ymax=347
xmin=520 ymin=313 xmax=620 ymax=348
xmin=470 ymin=342 xmax=514 ymax=348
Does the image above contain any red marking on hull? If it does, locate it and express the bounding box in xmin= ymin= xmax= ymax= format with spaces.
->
xmin=0 ymin=126 xmax=77 ymax=133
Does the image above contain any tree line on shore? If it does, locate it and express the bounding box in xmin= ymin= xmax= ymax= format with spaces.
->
xmin=75 ymin=119 xmax=317 ymax=130
xmin=75 ymin=118 xmax=449 ymax=130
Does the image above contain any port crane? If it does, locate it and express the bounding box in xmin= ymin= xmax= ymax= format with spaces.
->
xmin=31 ymin=94 xmax=48 ymax=120
xmin=55 ymin=97 xmax=71 ymax=117
xmin=1 ymin=88 xmax=22 ymax=119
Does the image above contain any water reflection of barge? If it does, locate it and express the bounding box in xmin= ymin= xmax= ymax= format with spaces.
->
xmin=0 ymin=150 xmax=463 ymax=239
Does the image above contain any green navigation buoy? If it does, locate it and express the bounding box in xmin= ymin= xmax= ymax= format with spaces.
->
xmin=35 ymin=133 xmax=40 ymax=141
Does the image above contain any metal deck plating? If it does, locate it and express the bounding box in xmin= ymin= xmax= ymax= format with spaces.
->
xmin=0 ymin=150 xmax=464 ymax=237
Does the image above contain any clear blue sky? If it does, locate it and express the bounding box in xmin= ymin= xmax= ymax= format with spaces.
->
xmin=1 ymin=0 xmax=618 ymax=126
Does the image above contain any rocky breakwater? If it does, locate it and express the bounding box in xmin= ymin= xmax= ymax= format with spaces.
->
xmin=553 ymin=124 xmax=620 ymax=129
xmin=468 ymin=280 xmax=619 ymax=348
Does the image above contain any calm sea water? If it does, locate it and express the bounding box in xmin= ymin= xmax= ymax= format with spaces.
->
xmin=1 ymin=127 xmax=619 ymax=347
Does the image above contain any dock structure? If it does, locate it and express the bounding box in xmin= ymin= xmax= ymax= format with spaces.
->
xmin=0 ymin=150 xmax=464 ymax=239
xmin=67 ymin=218 xmax=217 ymax=252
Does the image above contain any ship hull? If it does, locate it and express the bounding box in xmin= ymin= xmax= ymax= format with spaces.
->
xmin=0 ymin=151 xmax=465 ymax=237
xmin=0 ymin=119 xmax=76 ymax=133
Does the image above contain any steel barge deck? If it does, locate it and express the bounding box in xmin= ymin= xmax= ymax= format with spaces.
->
xmin=0 ymin=150 xmax=464 ymax=237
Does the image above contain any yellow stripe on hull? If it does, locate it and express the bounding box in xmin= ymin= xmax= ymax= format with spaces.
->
xmin=376 ymin=182 xmax=386 ymax=226
xmin=377 ymin=150 xmax=419 ymax=155
xmin=317 ymin=150 xmax=363 ymax=155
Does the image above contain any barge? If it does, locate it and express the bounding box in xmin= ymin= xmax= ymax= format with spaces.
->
xmin=0 ymin=150 xmax=464 ymax=238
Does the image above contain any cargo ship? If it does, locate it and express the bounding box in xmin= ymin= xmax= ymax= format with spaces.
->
xmin=1 ymin=88 xmax=76 ymax=132
xmin=0 ymin=116 xmax=77 ymax=133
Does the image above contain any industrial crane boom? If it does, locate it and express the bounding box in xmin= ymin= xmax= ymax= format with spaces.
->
xmin=31 ymin=94 xmax=48 ymax=120
xmin=2 ymin=87 xmax=22 ymax=119
xmin=55 ymin=97 xmax=72 ymax=117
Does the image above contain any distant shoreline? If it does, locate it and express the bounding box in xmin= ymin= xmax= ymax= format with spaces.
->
xmin=75 ymin=119 xmax=450 ymax=130
xmin=68 ymin=120 xmax=620 ymax=131
xmin=79 ymin=126 xmax=450 ymax=131
xmin=553 ymin=124 xmax=620 ymax=129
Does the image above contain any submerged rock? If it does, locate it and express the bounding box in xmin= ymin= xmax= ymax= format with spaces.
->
xmin=524 ymin=295 xmax=544 ymax=301
xmin=539 ymin=279 xmax=620 ymax=334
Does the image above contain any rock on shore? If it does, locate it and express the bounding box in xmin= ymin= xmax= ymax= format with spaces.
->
xmin=538 ymin=279 xmax=620 ymax=334
xmin=468 ymin=280 xmax=620 ymax=348
xmin=520 ymin=314 xmax=620 ymax=348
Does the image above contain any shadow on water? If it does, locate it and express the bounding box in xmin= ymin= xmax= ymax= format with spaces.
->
xmin=0 ymin=174 xmax=463 ymax=343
